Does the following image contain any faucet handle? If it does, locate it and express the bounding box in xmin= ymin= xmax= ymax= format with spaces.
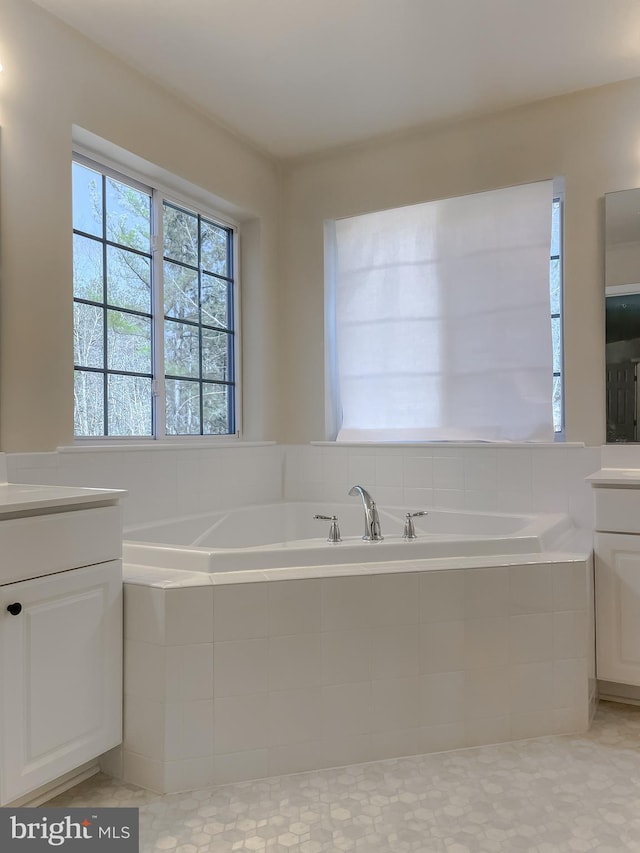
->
xmin=403 ymin=510 xmax=428 ymax=541
xmin=314 ymin=514 xmax=342 ymax=543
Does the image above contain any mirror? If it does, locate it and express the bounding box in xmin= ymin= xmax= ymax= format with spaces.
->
xmin=605 ymin=188 xmax=640 ymax=442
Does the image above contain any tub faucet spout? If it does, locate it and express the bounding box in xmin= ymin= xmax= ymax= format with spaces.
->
xmin=349 ymin=485 xmax=384 ymax=541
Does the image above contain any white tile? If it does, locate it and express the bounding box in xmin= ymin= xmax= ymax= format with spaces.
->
xmin=321 ymin=682 xmax=372 ymax=738
xmin=419 ymin=620 xmax=465 ymax=674
xmin=420 ymin=570 xmax=465 ymax=622
xmin=269 ymin=634 xmax=322 ymax=691
xmin=375 ymin=455 xmax=404 ymax=487
xmin=433 ymin=456 xmax=464 ymax=491
xmin=433 ymin=489 xmax=466 ymax=510
xmin=213 ymin=583 xmax=269 ymax=641
xmin=510 ymin=709 xmax=555 ymax=739
xmin=463 ymin=490 xmax=500 ymax=512
xmin=370 ymin=727 xmax=425 ymax=760
xmin=165 ymin=756 xmax=214 ymax=793
xmin=369 ymin=572 xmax=420 ymax=626
xmin=531 ymin=448 xmax=569 ymax=502
xmin=321 ymin=576 xmax=374 ymax=631
xmin=165 ymin=643 xmax=214 ymax=702
xmin=370 ymin=624 xmax=420 ymax=679
xmin=123 ymin=696 xmax=164 ymax=760
xmin=464 ymin=567 xmax=510 ymax=618
xmin=371 ymin=677 xmax=421 ymax=732
xmin=213 ymin=695 xmax=269 ymax=754
xmin=321 ymin=629 xmax=372 ymax=685
xmin=181 ymin=700 xmax=215 ymax=758
xmin=463 ymin=448 xmax=498 ymax=492
xmin=465 ymin=715 xmax=511 ymax=747
xmin=553 ymin=610 xmax=589 ymax=660
xmin=402 ymin=456 xmax=433 ymax=489
xmin=420 ymin=722 xmax=466 ymax=754
xmin=124 ymin=641 xmax=166 ymax=701
xmin=553 ymin=562 xmax=588 ymax=611
xmin=509 ymin=613 xmax=554 ymax=664
xmin=322 ymin=447 xmax=350 ymax=486
xmin=464 ymin=617 xmax=510 ymax=668
xmin=124 ymin=585 xmax=165 ymax=644
xmin=464 ymin=667 xmax=510 ymax=719
xmin=320 ymin=733 xmax=374 ymax=769
xmin=553 ymin=659 xmax=588 ymax=709
xmin=268 ymin=688 xmax=323 ymax=746
xmin=163 ymin=702 xmax=182 ymax=761
xmin=268 ymin=741 xmax=324 ymax=777
xmin=374 ymin=485 xmax=405 ymax=506
xmin=509 ymin=661 xmax=554 ymax=713
xmin=122 ymin=751 xmax=165 ymax=793
xmin=165 ymin=587 xmax=214 ymax=645
xmin=268 ymin=579 xmax=321 ymax=635
xmin=421 ymin=671 xmax=465 ymax=726
xmin=213 ymin=638 xmax=269 ymax=697
xmin=210 ymin=749 xmax=269 ymax=785
xmin=509 ymin=564 xmax=554 ymax=614
xmin=347 ymin=454 xmax=376 ymax=486
xmin=552 ymin=706 xmax=589 ymax=734
xmin=496 ymin=490 xmax=533 ymax=513
xmin=403 ymin=487 xmax=434 ymax=509
xmin=496 ymin=448 xmax=532 ymax=493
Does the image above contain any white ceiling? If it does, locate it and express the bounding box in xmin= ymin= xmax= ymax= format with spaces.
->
xmin=33 ymin=0 xmax=640 ymax=159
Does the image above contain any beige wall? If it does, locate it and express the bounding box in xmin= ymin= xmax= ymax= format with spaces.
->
xmin=281 ymin=78 xmax=640 ymax=445
xmin=0 ymin=0 xmax=280 ymax=450
xmin=3 ymin=0 xmax=640 ymax=451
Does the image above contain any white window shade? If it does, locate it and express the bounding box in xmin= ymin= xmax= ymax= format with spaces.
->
xmin=327 ymin=181 xmax=555 ymax=442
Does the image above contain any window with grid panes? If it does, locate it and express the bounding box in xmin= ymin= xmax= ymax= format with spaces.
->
xmin=72 ymin=156 xmax=237 ymax=438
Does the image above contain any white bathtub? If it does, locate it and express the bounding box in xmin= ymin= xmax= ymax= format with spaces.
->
xmin=123 ymin=502 xmax=573 ymax=573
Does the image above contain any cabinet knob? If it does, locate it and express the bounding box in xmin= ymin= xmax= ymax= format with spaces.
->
xmin=6 ymin=603 xmax=22 ymax=616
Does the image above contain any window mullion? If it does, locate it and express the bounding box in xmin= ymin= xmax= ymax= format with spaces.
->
xmin=152 ymin=189 xmax=166 ymax=440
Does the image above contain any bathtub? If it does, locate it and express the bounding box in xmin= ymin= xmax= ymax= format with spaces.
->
xmin=123 ymin=501 xmax=573 ymax=573
xmin=118 ymin=501 xmax=594 ymax=794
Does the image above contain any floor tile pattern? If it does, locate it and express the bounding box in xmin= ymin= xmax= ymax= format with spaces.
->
xmin=49 ymin=701 xmax=640 ymax=852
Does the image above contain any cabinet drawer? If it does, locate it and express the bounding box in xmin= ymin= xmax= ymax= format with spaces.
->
xmin=594 ymin=487 xmax=640 ymax=534
xmin=0 ymin=506 xmax=121 ymax=586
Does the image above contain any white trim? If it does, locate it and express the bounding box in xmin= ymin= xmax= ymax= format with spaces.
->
xmin=59 ymin=441 xmax=274 ymax=453
xmin=605 ymin=283 xmax=640 ymax=296
xmin=72 ymin=131 xmax=240 ymax=230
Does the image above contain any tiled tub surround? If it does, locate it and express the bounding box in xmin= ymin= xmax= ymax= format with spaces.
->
xmin=6 ymin=443 xmax=600 ymax=531
xmin=112 ymin=547 xmax=594 ymax=794
xmin=5 ymin=444 xmax=283 ymax=527
xmin=285 ymin=443 xmax=601 ymax=530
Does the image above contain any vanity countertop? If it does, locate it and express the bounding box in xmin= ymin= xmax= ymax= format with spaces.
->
xmin=0 ymin=483 xmax=125 ymax=519
xmin=586 ymin=468 xmax=640 ymax=487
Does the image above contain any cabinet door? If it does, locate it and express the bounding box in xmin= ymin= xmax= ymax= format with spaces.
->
xmin=0 ymin=561 xmax=122 ymax=804
xmin=595 ymin=533 xmax=640 ymax=685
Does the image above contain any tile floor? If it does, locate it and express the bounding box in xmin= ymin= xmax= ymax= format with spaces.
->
xmin=48 ymin=701 xmax=640 ymax=852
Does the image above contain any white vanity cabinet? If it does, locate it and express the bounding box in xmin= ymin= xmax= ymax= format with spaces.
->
xmin=590 ymin=472 xmax=640 ymax=686
xmin=0 ymin=485 xmax=124 ymax=805
xmin=594 ymin=532 xmax=640 ymax=685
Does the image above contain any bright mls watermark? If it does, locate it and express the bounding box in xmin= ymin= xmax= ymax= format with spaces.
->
xmin=0 ymin=808 xmax=138 ymax=851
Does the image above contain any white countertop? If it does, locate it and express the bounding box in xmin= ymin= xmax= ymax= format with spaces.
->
xmin=586 ymin=468 xmax=640 ymax=487
xmin=0 ymin=483 xmax=126 ymax=518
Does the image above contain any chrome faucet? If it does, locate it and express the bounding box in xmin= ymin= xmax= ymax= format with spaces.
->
xmin=349 ymin=485 xmax=383 ymax=541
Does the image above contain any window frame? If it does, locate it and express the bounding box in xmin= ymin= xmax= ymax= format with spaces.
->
xmin=551 ymin=192 xmax=565 ymax=439
xmin=72 ymin=151 xmax=241 ymax=442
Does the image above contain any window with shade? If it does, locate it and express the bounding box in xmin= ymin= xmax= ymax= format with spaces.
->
xmin=325 ymin=181 xmax=563 ymax=442
xmin=72 ymin=154 xmax=238 ymax=438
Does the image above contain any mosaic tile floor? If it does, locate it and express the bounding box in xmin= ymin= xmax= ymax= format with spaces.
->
xmin=49 ymin=701 xmax=640 ymax=852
